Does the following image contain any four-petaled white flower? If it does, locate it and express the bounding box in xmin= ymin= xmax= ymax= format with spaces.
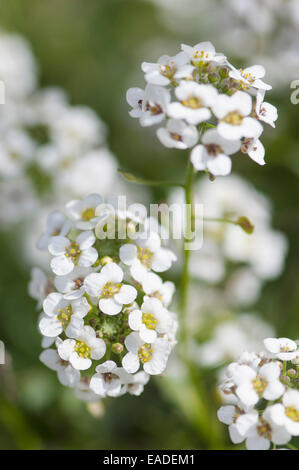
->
xmin=157 ymin=118 xmax=198 ymax=149
xmin=142 ymin=51 xmax=193 ymax=86
xmin=213 ymin=91 xmax=263 ymax=140
xmin=39 ymin=292 xmax=90 ymax=338
xmin=120 ymin=371 xmax=150 ymax=396
xmin=255 ymin=91 xmax=278 ymax=128
xmin=120 ymin=232 xmax=177 ymax=287
xmin=229 ymin=65 xmax=272 ymax=92
xmin=90 ymin=360 xmax=132 ymax=397
xmin=181 ymin=41 xmax=226 ymax=65
xmin=233 ymin=362 xmax=284 ymax=407
xmin=37 ymin=210 xmax=72 ymax=250
xmin=128 ymin=297 xmax=173 ymax=343
xmin=54 ymin=266 xmax=93 ymax=300
xmin=65 ymin=193 xmax=103 ymax=230
xmin=40 ymin=344 xmax=80 ymax=387
xmin=167 ymin=81 xmax=217 ymax=125
xmin=191 ymin=129 xmax=241 ymax=176
xmin=49 ymin=230 xmax=98 ymax=276
xmin=139 ymin=84 xmax=171 ymax=127
xmin=122 ymin=332 xmax=171 ymax=375
xmin=58 ymin=325 xmax=106 ymax=370
xmin=84 ymin=262 xmax=137 ymax=316
xmin=264 ymin=337 xmax=299 ymax=361
xmin=126 ymin=87 xmax=144 ymax=118
xmin=268 ymin=390 xmax=299 ymax=436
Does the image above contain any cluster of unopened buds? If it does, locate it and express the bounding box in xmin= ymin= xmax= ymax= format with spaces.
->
xmin=218 ymin=337 xmax=299 ymax=450
xmin=30 ymin=193 xmax=178 ymax=401
xmin=127 ymin=41 xmax=277 ymax=177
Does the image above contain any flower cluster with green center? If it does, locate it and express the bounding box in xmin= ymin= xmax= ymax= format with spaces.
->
xmin=127 ymin=40 xmax=278 ymax=177
xmin=217 ymin=336 xmax=299 ymax=450
xmin=30 ymin=193 xmax=178 ymax=401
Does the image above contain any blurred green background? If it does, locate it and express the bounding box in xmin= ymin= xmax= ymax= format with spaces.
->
xmin=0 ymin=0 xmax=299 ymax=450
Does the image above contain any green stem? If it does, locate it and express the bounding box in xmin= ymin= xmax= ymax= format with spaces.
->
xmin=179 ymin=158 xmax=195 ymax=351
xmin=286 ymin=443 xmax=298 ymax=450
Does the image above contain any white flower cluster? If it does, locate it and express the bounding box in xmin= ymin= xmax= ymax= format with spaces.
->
xmin=218 ymin=337 xmax=299 ymax=450
xmin=30 ymin=194 xmax=177 ymax=401
xmin=127 ymin=41 xmax=277 ymax=176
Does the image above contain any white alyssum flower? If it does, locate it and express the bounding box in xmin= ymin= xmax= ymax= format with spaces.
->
xmin=264 ymin=337 xmax=299 ymax=361
xmin=233 ymin=362 xmax=284 ymax=407
xmin=181 ymin=41 xmax=226 ymax=65
xmin=58 ymin=325 xmax=106 ymax=370
xmin=126 ymin=87 xmax=144 ymax=118
xmin=268 ymin=390 xmax=299 ymax=436
xmin=128 ymin=297 xmax=173 ymax=343
xmin=120 ymin=371 xmax=150 ymax=396
xmin=90 ymin=360 xmax=132 ymax=397
xmin=54 ymin=266 xmax=93 ymax=300
xmin=167 ymin=81 xmax=217 ymax=125
xmin=39 ymin=292 xmax=90 ymax=338
xmin=84 ymin=262 xmax=137 ymax=316
xmin=37 ymin=210 xmax=72 ymax=250
xmin=191 ymin=129 xmax=240 ymax=176
xmin=65 ymin=193 xmax=103 ymax=230
xmin=241 ymin=136 xmax=265 ymax=166
xmin=40 ymin=345 xmax=80 ymax=387
xmin=122 ymin=332 xmax=171 ymax=375
xmin=49 ymin=230 xmax=98 ymax=276
xmin=139 ymin=84 xmax=171 ymax=127
xmin=120 ymin=231 xmax=177 ymax=281
xmin=255 ymin=91 xmax=278 ymax=128
xmin=229 ymin=65 xmax=272 ymax=92
xmin=156 ymin=118 xmax=198 ymax=149
xmin=142 ymin=51 xmax=193 ymax=86
xmin=213 ymin=91 xmax=263 ymax=140
xmin=217 ymin=405 xmax=258 ymax=445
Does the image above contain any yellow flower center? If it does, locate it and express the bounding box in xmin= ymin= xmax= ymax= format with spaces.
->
xmin=65 ymin=242 xmax=81 ymax=262
xmin=252 ymin=375 xmax=267 ymax=397
xmin=193 ymin=50 xmax=210 ymax=61
xmin=257 ymin=418 xmax=272 ymax=440
xmin=137 ymin=247 xmax=153 ymax=269
xmin=138 ymin=343 xmax=153 ymax=363
xmin=102 ymin=281 xmax=122 ymax=298
xmin=223 ymin=111 xmax=244 ymax=126
xmin=160 ymin=61 xmax=176 ymax=79
xmin=81 ymin=207 xmax=96 ymax=221
xmin=57 ymin=305 xmax=73 ymax=327
xmin=181 ymin=95 xmax=203 ymax=109
xmin=74 ymin=341 xmax=91 ymax=359
xmin=142 ymin=312 xmax=157 ymax=330
xmin=286 ymin=407 xmax=299 ymax=422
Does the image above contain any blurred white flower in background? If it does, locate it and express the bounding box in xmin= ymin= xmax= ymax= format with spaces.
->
xmin=170 ymin=174 xmax=288 ymax=307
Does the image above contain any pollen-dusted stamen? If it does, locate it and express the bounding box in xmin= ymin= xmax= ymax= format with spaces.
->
xmin=65 ymin=242 xmax=81 ymax=262
xmin=74 ymin=340 xmax=91 ymax=359
xmin=75 ymin=277 xmax=84 ymax=290
xmin=138 ymin=343 xmax=153 ymax=363
xmin=241 ymin=137 xmax=254 ymax=154
xmin=142 ymin=312 xmax=157 ymax=330
xmin=170 ymin=132 xmax=183 ymax=143
xmin=257 ymin=418 xmax=272 ymax=440
xmin=57 ymin=305 xmax=73 ymax=326
xmin=232 ymin=406 xmax=243 ymax=424
xmin=286 ymin=407 xmax=299 ymax=422
xmin=102 ymin=372 xmax=119 ymax=384
xmin=137 ymin=247 xmax=153 ymax=269
xmin=205 ymin=143 xmax=223 ymax=156
xmin=146 ymin=102 xmax=163 ymax=115
xmin=81 ymin=207 xmax=96 ymax=221
xmin=223 ymin=111 xmax=244 ymax=126
xmin=181 ymin=95 xmax=203 ymax=109
xmin=101 ymin=281 xmax=122 ymax=298
xmin=252 ymin=375 xmax=267 ymax=397
xmin=160 ymin=63 xmax=176 ymax=79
